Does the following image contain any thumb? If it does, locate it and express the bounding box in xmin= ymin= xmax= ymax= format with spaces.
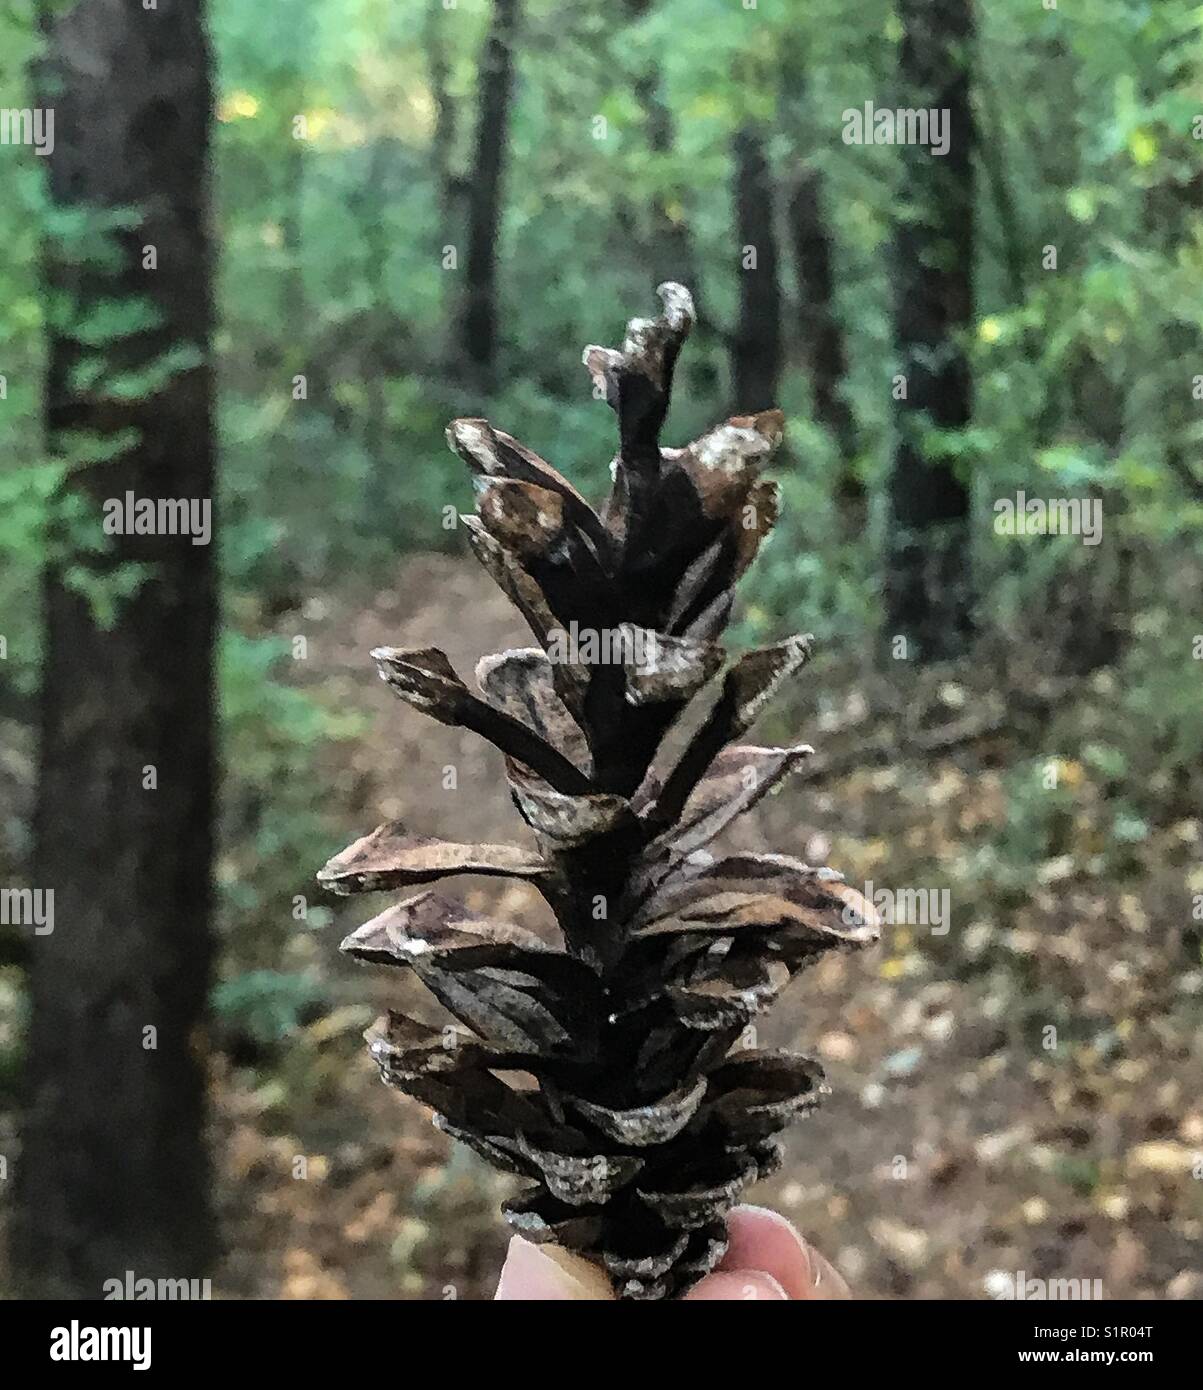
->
xmin=494 ymin=1237 xmax=617 ymax=1300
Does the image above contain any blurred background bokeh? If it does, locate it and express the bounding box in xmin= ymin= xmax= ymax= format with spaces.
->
xmin=0 ymin=0 xmax=1201 ymax=1298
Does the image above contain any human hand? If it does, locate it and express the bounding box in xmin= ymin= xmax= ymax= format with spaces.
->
xmin=494 ymin=1204 xmax=851 ymax=1300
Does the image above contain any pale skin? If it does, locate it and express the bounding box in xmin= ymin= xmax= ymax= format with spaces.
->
xmin=494 ymin=1205 xmax=851 ymax=1301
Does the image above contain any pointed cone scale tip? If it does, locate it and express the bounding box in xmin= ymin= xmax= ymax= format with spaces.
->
xmin=739 ymin=407 xmax=785 ymax=443
xmin=655 ymin=281 xmax=695 ymax=330
xmin=582 ymin=344 xmax=622 ymax=371
xmin=446 ymin=417 xmax=492 ymax=453
xmin=338 ymin=926 xmax=368 ymax=955
xmin=338 ymin=911 xmax=429 ymax=960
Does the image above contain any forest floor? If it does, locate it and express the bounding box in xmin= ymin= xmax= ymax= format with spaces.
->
xmin=209 ymin=552 xmax=1203 ymax=1301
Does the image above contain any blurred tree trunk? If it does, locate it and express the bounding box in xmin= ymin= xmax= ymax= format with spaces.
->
xmin=425 ymin=0 xmax=459 ymax=235
xmin=885 ymin=0 xmax=976 ymax=661
xmin=623 ymin=0 xmax=697 ymax=291
xmin=459 ymin=0 xmax=519 ymax=382
xmin=778 ymin=37 xmax=857 ymax=496
xmin=276 ymin=11 xmax=311 ymax=358
xmin=618 ymin=0 xmax=722 ymax=398
xmin=731 ymin=124 xmax=782 ymax=412
xmin=357 ymin=138 xmax=392 ymax=521
xmin=281 ymin=134 xmax=306 ymax=346
xmin=15 ymin=0 xmax=217 ymax=1296
xmin=788 ymin=170 xmax=857 ymax=458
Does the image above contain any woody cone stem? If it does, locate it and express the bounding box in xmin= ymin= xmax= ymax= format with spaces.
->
xmin=319 ymin=285 xmax=879 ymax=1298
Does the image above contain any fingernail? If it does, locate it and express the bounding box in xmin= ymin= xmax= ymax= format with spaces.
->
xmin=684 ymin=1270 xmax=790 ymax=1301
xmin=803 ymin=1246 xmax=852 ymax=1300
xmin=495 ymin=1237 xmax=613 ymax=1300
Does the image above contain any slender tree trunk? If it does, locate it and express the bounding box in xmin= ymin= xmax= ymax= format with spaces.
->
xmin=778 ymin=36 xmax=857 ymax=476
xmin=731 ymin=125 xmax=782 ymax=412
xmin=787 ymin=169 xmax=856 ymax=461
xmin=281 ymin=133 xmax=306 ymax=349
xmin=621 ymin=0 xmax=704 ymax=309
xmin=885 ymin=0 xmax=976 ymax=661
xmin=358 ymin=139 xmax=392 ymax=522
xmin=278 ymin=10 xmax=311 ymax=356
xmin=15 ymin=0 xmax=217 ymax=1296
xmin=425 ymin=0 xmax=459 ymax=235
xmin=459 ymin=0 xmax=518 ymax=381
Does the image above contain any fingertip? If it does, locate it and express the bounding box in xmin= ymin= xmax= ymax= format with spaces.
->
xmin=682 ymin=1269 xmax=790 ymax=1301
xmin=720 ymin=1204 xmax=813 ymax=1299
xmin=804 ymin=1245 xmax=852 ymax=1300
xmin=719 ymin=1205 xmax=852 ymax=1299
xmin=494 ymin=1236 xmax=616 ymax=1300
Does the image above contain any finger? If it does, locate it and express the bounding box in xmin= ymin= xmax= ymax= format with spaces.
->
xmin=718 ymin=1206 xmax=811 ymax=1298
xmin=682 ymin=1270 xmax=789 ymax=1301
xmin=719 ymin=1205 xmax=850 ymax=1300
xmin=494 ymin=1236 xmax=617 ymax=1300
xmin=801 ymin=1243 xmax=851 ymax=1300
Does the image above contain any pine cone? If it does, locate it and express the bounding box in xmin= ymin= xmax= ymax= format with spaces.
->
xmin=320 ymin=284 xmax=880 ymax=1299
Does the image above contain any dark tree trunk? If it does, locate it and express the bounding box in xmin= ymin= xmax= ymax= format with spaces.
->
xmin=885 ymin=0 xmax=976 ymax=661
xmin=787 ymin=169 xmax=856 ymax=462
xmin=615 ymin=0 xmax=720 ymax=345
xmin=459 ymin=0 xmax=518 ymax=381
xmin=15 ymin=0 xmax=217 ymax=1297
xmin=280 ymin=134 xmax=306 ymax=349
xmin=626 ymin=2 xmax=696 ymax=291
xmin=732 ymin=125 xmax=782 ymax=412
xmin=777 ymin=35 xmax=857 ymax=476
xmin=357 ymin=139 xmax=393 ymax=521
xmin=425 ymin=0 xmax=459 ymax=234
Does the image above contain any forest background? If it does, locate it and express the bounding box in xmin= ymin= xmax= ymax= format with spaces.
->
xmin=0 ymin=0 xmax=1201 ymax=1299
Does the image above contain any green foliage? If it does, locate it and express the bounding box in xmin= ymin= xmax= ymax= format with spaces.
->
xmin=1113 ymin=612 xmax=1203 ymax=798
xmin=212 ymin=968 xmax=327 ymax=1045
xmin=61 ymin=561 xmax=155 ymax=633
xmin=217 ymin=632 xmax=364 ymax=965
xmin=970 ymin=760 xmax=1081 ymax=899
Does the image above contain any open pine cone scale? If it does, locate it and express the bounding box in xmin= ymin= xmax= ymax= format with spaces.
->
xmin=319 ymin=284 xmax=880 ymax=1299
